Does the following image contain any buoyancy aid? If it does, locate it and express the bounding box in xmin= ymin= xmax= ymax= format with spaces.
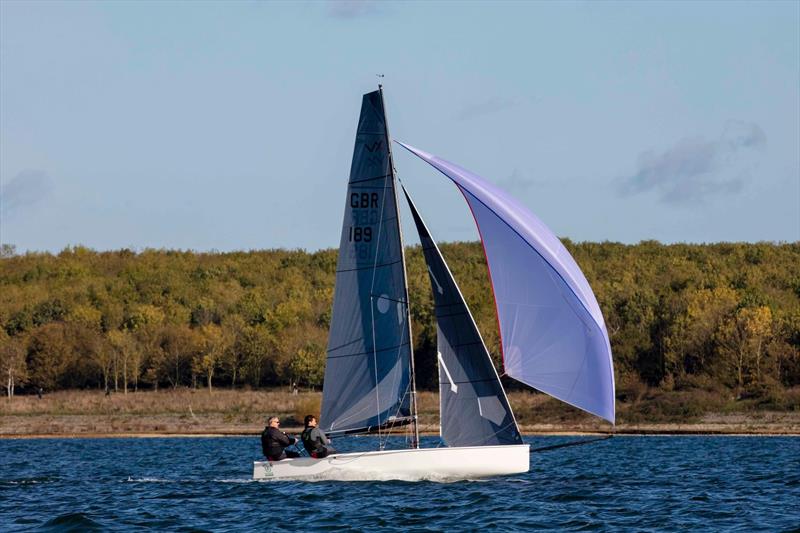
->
xmin=301 ymin=427 xmax=324 ymax=456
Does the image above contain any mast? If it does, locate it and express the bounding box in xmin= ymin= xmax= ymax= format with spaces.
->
xmin=379 ymin=84 xmax=419 ymax=448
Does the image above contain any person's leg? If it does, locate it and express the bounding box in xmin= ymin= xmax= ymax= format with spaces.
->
xmin=285 ymin=450 xmax=300 ymax=458
xmin=315 ymin=445 xmax=336 ymax=458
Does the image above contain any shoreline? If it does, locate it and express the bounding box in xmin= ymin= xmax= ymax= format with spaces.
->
xmin=3 ymin=389 xmax=799 ymax=439
xmin=3 ymin=426 xmax=799 ymax=439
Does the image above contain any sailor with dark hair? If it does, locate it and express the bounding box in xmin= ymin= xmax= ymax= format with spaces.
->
xmin=301 ymin=415 xmax=336 ymax=459
xmin=261 ymin=416 xmax=300 ymax=461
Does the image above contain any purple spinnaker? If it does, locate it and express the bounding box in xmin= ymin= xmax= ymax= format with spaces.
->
xmin=397 ymin=141 xmax=615 ymax=423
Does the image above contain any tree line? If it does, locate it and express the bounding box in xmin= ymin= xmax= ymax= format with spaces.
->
xmin=0 ymin=241 xmax=798 ymax=405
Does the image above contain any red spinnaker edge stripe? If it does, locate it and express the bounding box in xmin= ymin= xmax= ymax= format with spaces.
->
xmin=455 ymin=184 xmax=507 ymax=371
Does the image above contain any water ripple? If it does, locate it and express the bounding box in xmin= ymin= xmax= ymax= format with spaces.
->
xmin=1 ymin=436 xmax=798 ymax=531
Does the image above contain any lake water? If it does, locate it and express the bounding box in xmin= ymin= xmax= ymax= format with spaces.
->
xmin=1 ymin=436 xmax=798 ymax=531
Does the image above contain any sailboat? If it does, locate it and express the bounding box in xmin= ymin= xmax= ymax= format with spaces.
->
xmin=253 ymin=87 xmax=615 ymax=481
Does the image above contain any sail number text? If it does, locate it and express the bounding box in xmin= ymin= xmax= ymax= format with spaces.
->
xmin=348 ymin=192 xmax=380 ymax=244
xmin=348 ymin=226 xmax=372 ymax=242
xmin=348 ymin=192 xmax=382 ymax=260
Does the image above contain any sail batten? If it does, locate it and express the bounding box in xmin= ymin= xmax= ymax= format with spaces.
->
xmin=397 ymin=141 xmax=616 ymax=424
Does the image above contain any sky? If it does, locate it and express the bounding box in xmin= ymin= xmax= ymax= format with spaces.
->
xmin=1 ymin=0 xmax=798 ymax=253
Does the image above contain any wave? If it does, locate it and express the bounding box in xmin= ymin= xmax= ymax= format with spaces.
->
xmin=124 ymin=476 xmax=257 ymax=484
xmin=1 ymin=476 xmax=59 ymax=485
xmin=39 ymin=512 xmax=103 ymax=532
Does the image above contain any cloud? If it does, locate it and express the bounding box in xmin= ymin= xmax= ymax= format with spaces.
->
xmin=496 ymin=168 xmax=548 ymax=194
xmin=326 ymin=0 xmax=380 ymax=18
xmin=1 ymin=170 xmax=53 ymax=218
xmin=722 ymin=121 xmax=766 ymax=150
xmin=456 ymin=96 xmax=520 ymax=121
xmin=618 ymin=122 xmax=765 ymax=205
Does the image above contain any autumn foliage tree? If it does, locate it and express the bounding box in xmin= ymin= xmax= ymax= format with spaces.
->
xmin=716 ymin=306 xmax=774 ymax=396
xmin=0 ymin=242 xmax=796 ymax=412
xmin=0 ymin=329 xmax=28 ymax=398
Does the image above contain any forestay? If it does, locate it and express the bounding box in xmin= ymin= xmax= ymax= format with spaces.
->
xmin=403 ymin=187 xmax=522 ymax=447
xmin=320 ymin=91 xmax=413 ymax=435
xmin=397 ymin=142 xmax=616 ymax=423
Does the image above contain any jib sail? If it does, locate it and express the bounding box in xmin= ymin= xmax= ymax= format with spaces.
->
xmin=403 ymin=186 xmax=522 ymax=447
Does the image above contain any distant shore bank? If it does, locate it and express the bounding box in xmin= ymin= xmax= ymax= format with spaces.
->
xmin=3 ymin=429 xmax=799 ymax=439
xmin=3 ymin=388 xmax=799 ymax=439
xmin=3 ymin=420 xmax=799 ymax=439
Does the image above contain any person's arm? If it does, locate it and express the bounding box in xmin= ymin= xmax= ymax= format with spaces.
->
xmin=273 ymin=429 xmax=292 ymax=446
xmin=261 ymin=431 xmax=270 ymax=455
xmin=314 ymin=428 xmax=329 ymax=445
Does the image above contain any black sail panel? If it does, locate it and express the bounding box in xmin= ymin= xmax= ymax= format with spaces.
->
xmin=320 ymin=91 xmax=412 ymax=435
xmin=403 ymin=186 xmax=522 ymax=447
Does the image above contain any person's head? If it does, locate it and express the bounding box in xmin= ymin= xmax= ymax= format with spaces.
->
xmin=304 ymin=415 xmax=317 ymax=428
xmin=267 ymin=416 xmax=280 ymax=428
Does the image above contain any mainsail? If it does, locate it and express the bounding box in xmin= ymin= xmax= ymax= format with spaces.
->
xmin=320 ymin=90 xmax=416 ymax=436
xmin=403 ymin=186 xmax=522 ymax=447
xmin=397 ymin=142 xmax=616 ymax=424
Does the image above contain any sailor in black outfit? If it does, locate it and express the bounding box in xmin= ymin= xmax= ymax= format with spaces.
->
xmin=301 ymin=415 xmax=336 ymax=458
xmin=261 ymin=416 xmax=300 ymax=461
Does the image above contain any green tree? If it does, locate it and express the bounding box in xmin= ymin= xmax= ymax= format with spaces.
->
xmin=289 ymin=341 xmax=325 ymax=388
xmin=237 ymin=325 xmax=274 ymax=387
xmin=27 ymin=323 xmax=71 ymax=390
xmin=159 ymin=325 xmax=200 ymax=389
xmin=108 ymin=329 xmax=137 ymax=394
xmin=69 ymin=305 xmax=103 ymax=331
xmin=777 ymin=311 xmax=800 ymax=387
xmin=220 ymin=315 xmax=246 ymax=386
xmin=0 ymin=244 xmax=16 ymax=258
xmin=716 ymin=306 xmax=774 ymax=395
xmin=125 ymin=304 xmax=165 ymax=331
xmin=193 ymin=324 xmax=230 ymax=392
xmin=0 ymin=330 xmax=28 ymax=398
xmin=665 ymin=287 xmax=739 ymax=379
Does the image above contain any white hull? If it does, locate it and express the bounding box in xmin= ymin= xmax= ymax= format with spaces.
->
xmin=253 ymin=444 xmax=530 ymax=481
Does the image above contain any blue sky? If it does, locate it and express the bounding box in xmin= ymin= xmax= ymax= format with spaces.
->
xmin=1 ymin=0 xmax=798 ymax=253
